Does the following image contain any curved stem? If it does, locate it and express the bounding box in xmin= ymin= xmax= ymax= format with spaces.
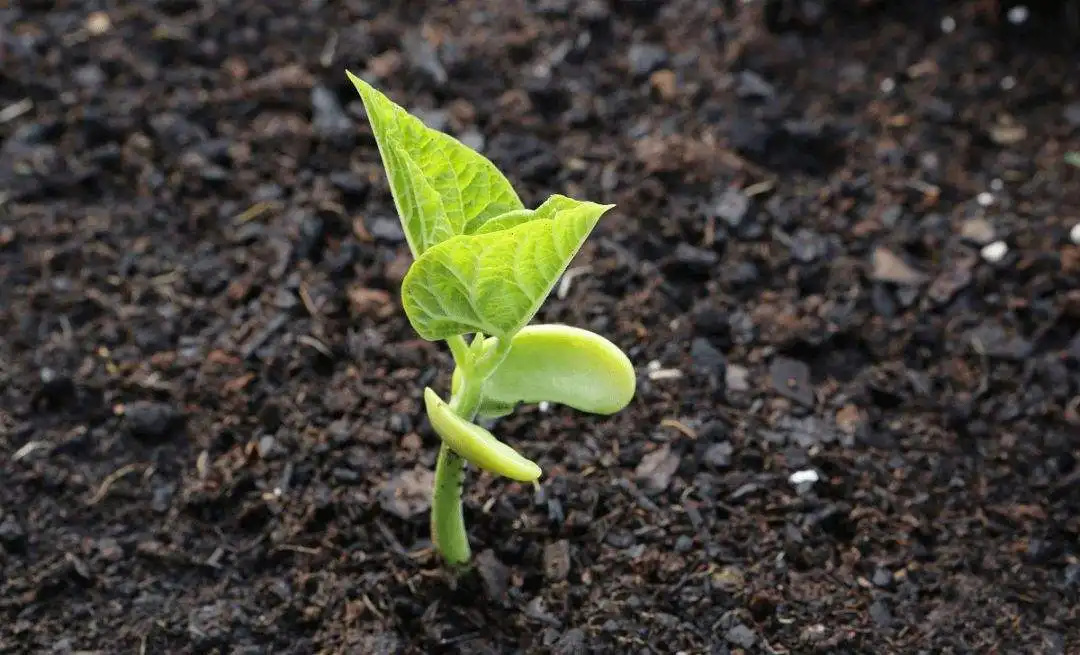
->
xmin=430 ymin=333 xmax=515 ymax=567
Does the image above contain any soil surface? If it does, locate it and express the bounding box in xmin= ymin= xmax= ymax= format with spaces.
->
xmin=2 ymin=1 xmax=1080 ymax=653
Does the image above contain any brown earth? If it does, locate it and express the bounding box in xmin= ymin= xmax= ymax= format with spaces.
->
xmin=2 ymin=1 xmax=1079 ymax=653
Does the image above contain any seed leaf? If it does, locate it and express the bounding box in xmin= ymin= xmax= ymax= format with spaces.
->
xmin=453 ymin=324 xmax=637 ymax=416
xmin=401 ymin=198 xmax=613 ymax=340
xmin=347 ymin=70 xmax=524 ymax=255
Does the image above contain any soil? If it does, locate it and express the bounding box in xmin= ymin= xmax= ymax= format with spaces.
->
xmin=2 ymin=1 xmax=1080 ymax=653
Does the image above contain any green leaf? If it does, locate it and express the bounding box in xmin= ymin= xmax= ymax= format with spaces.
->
xmin=453 ymin=324 xmax=636 ymax=416
xmin=346 ymin=70 xmax=524 ymax=255
xmin=401 ymin=198 xmax=613 ymax=340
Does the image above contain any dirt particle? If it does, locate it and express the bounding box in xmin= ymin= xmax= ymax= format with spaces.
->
xmin=377 ymin=468 xmax=433 ymax=520
xmin=769 ymin=356 xmax=814 ymax=407
xmin=475 ymin=548 xmax=511 ymax=600
xmin=725 ymin=623 xmax=757 ymax=648
xmin=634 ymin=444 xmax=681 ymax=492
xmin=543 ymin=539 xmax=572 ymax=582
xmin=124 ymin=401 xmax=184 ymax=441
xmin=871 ymin=247 xmax=928 ymax=285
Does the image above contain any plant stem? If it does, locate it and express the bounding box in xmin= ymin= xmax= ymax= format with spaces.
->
xmin=431 ymin=338 xmax=482 ymax=567
xmin=431 ymin=443 xmax=470 ymax=566
xmin=430 ymin=334 xmax=514 ymax=567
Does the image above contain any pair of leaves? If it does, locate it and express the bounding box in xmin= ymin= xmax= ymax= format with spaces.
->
xmin=347 ymin=71 xmax=612 ymax=341
xmin=434 ymin=324 xmax=638 ymax=482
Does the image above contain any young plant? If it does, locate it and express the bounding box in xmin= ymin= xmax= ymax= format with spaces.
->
xmin=345 ymin=71 xmax=636 ymax=567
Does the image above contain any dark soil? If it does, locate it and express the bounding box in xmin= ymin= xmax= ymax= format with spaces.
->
xmin=3 ymin=1 xmax=1080 ymax=653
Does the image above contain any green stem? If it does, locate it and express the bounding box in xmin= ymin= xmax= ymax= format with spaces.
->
xmin=431 ymin=443 xmax=470 ymax=566
xmin=430 ymin=334 xmax=513 ymax=567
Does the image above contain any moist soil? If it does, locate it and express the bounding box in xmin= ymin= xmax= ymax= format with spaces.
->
xmin=2 ymin=1 xmax=1080 ymax=653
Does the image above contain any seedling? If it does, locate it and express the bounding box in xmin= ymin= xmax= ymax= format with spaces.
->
xmin=346 ymin=71 xmax=636 ymax=567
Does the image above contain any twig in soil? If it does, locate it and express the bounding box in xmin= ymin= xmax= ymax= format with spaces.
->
xmin=86 ymin=463 xmax=145 ymax=505
xmin=13 ymin=440 xmax=52 ymax=461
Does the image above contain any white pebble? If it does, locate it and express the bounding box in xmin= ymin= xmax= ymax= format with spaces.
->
xmin=981 ymin=240 xmax=1009 ymax=263
xmin=648 ymin=368 xmax=683 ymax=381
xmin=1007 ymin=6 xmax=1030 ymax=24
xmin=538 ymin=401 xmax=551 ymax=412
xmin=990 ymin=178 xmax=1004 ymax=191
xmin=977 ymin=192 xmax=994 ymax=207
xmin=1000 ymin=76 xmax=1016 ymax=91
xmin=1070 ymin=222 xmax=1080 ymax=245
xmin=789 ymin=469 xmax=820 ymax=485
xmin=879 ymin=78 xmax=896 ymax=94
xmin=941 ymin=16 xmax=956 ymax=33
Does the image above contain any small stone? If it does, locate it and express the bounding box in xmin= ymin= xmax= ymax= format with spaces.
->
xmin=729 ymin=311 xmax=755 ymax=345
xmin=725 ymin=364 xmax=750 ymax=393
xmin=869 ymin=599 xmax=893 ymax=627
xmin=960 ymin=217 xmax=996 ymax=245
xmin=725 ymin=623 xmax=757 ymax=648
xmin=401 ymin=29 xmax=446 ymax=85
xmin=872 ymin=567 xmax=894 ymax=588
xmin=966 ymin=322 xmax=1032 ymax=360
xmin=74 ymin=64 xmax=106 ymax=89
xmin=311 ymin=85 xmax=352 ymax=140
xmin=788 ymin=469 xmax=820 ymax=486
xmin=1070 ymin=222 xmax=1080 ymax=245
xmin=769 ymin=357 xmax=814 ymax=407
xmin=627 ymin=43 xmax=668 ymax=77
xmin=704 ymin=441 xmax=733 ymax=468
xmin=699 ymin=443 xmax=734 ymax=469
xmin=669 ymin=243 xmax=718 ymax=274
xmin=789 ymin=228 xmax=826 ymax=263
xmin=257 ymin=435 xmax=280 ymax=459
xmin=475 ymin=549 xmax=510 ymax=599
xmin=980 ymin=240 xmax=1008 ymax=263
xmin=690 ymin=338 xmax=726 ymax=381
xmin=735 ymin=70 xmax=775 ymax=99
xmin=97 ymin=538 xmax=124 ymax=562
xmin=459 ymin=129 xmax=485 ymax=151
xmin=125 ymin=401 xmax=184 ymax=441
xmin=368 ymin=217 xmax=406 ymax=242
xmin=634 ymin=444 xmax=681 ymax=492
xmin=871 ymin=247 xmax=928 ymax=285
xmin=543 ymin=540 xmax=572 ymax=582
xmin=712 ymin=188 xmax=750 ymax=227
xmin=377 ymin=468 xmax=433 ymax=519
xmin=328 ymin=171 xmax=368 ymax=196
